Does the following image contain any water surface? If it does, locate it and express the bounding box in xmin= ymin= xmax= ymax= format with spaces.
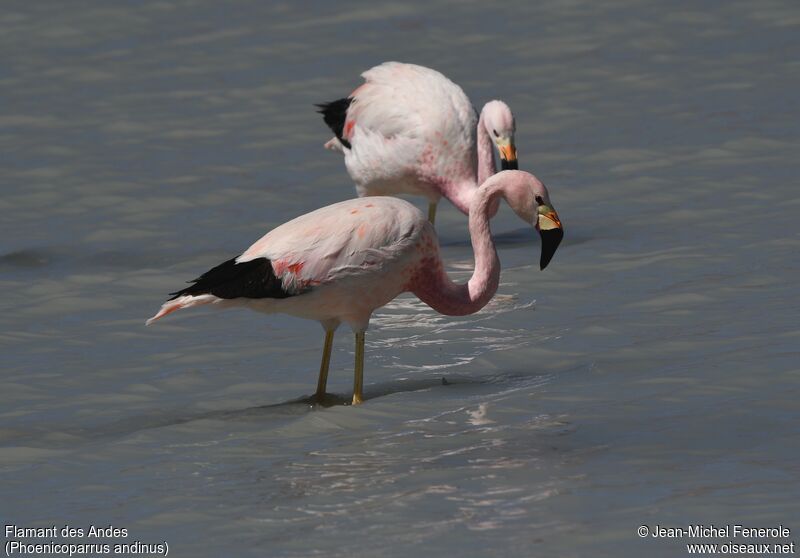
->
xmin=2 ymin=1 xmax=799 ymax=556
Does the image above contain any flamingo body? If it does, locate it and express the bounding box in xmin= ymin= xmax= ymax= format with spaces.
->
xmin=148 ymin=171 xmax=562 ymax=404
xmin=319 ymin=62 xmax=518 ymax=217
xmin=149 ymin=197 xmax=434 ymax=331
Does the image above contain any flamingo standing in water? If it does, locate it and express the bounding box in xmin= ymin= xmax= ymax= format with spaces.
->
xmin=317 ymin=62 xmax=519 ymax=224
xmin=147 ymin=171 xmax=562 ymax=405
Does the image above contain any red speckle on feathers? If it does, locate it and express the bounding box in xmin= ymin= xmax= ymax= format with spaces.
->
xmin=274 ymin=260 xmax=304 ymax=276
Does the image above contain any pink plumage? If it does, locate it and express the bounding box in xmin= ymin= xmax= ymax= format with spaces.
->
xmin=319 ymin=62 xmax=519 ymax=222
xmin=148 ymin=171 xmax=562 ymax=405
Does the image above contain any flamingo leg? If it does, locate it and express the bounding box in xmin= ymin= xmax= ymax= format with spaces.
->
xmin=351 ymin=332 xmax=365 ymax=405
xmin=315 ymin=330 xmax=335 ymax=400
xmin=427 ymin=202 xmax=437 ymax=225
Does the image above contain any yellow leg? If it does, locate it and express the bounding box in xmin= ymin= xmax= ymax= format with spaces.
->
xmin=315 ymin=330 xmax=335 ymax=400
xmin=351 ymin=332 xmax=365 ymax=405
xmin=427 ymin=202 xmax=437 ymax=225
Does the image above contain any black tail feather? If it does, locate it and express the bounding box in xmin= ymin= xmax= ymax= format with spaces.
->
xmin=169 ymin=257 xmax=292 ymax=301
xmin=316 ymin=97 xmax=352 ymax=149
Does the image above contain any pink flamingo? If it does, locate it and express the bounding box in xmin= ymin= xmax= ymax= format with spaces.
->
xmin=318 ymin=62 xmax=518 ymax=224
xmin=147 ymin=171 xmax=562 ymax=405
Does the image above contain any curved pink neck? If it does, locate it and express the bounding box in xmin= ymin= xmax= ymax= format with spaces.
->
xmin=440 ymin=108 xmax=496 ymax=216
xmin=477 ymin=108 xmax=497 ymax=187
xmin=410 ymin=180 xmax=503 ymax=316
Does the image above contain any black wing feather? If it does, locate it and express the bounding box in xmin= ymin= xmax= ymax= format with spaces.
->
xmin=316 ymin=97 xmax=353 ymax=149
xmin=169 ymin=257 xmax=292 ymax=300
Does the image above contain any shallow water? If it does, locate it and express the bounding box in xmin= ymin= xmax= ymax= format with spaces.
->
xmin=2 ymin=1 xmax=799 ymax=556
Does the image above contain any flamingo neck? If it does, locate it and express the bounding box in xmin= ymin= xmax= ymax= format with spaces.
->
xmin=439 ymin=175 xmax=501 ymax=219
xmin=441 ymin=177 xmax=479 ymax=215
xmin=411 ymin=181 xmax=502 ymax=316
xmin=436 ymin=108 xmax=496 ymax=216
xmin=477 ymin=109 xmax=497 ymax=186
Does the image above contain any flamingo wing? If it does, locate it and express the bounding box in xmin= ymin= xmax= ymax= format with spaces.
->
xmin=316 ymin=97 xmax=353 ymax=149
xmin=238 ymin=197 xmax=425 ymax=294
xmin=147 ymin=198 xmax=426 ymax=325
xmin=319 ymin=63 xmax=478 ymax=190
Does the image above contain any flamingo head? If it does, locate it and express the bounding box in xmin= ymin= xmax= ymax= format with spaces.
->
xmin=499 ymin=171 xmax=564 ymax=270
xmin=482 ymin=100 xmax=518 ymax=170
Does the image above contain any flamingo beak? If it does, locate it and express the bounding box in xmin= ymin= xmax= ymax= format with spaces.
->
xmin=537 ymin=207 xmax=563 ymax=270
xmin=498 ymin=140 xmax=518 ymax=170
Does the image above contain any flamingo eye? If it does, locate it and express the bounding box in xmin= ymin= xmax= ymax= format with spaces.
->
xmin=493 ymin=129 xmax=499 ymax=137
xmin=535 ymin=195 xmax=544 ymax=204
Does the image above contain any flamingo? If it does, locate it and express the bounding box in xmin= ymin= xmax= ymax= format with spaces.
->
xmin=317 ymin=62 xmax=519 ymax=224
xmin=147 ymin=170 xmax=562 ymax=405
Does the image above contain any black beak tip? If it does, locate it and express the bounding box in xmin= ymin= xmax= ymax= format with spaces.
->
xmin=500 ymin=159 xmax=519 ymax=171
xmin=539 ymin=228 xmax=564 ymax=270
